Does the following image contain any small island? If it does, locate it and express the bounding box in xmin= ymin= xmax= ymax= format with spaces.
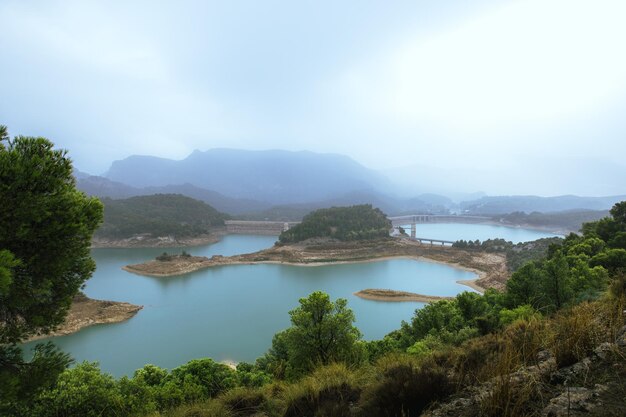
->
xmin=123 ymin=205 xmax=510 ymax=298
xmin=354 ymin=289 xmax=454 ymax=303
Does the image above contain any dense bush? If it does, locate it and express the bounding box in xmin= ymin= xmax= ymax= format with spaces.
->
xmin=32 ymin=362 xmax=125 ymax=417
xmin=357 ymin=356 xmax=454 ymax=417
xmin=278 ymin=204 xmax=391 ymax=243
xmin=282 ymin=364 xmax=360 ymax=417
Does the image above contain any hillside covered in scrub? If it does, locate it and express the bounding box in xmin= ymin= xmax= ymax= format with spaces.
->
xmin=278 ymin=204 xmax=391 ymax=243
xmin=94 ymin=194 xmax=229 ymax=240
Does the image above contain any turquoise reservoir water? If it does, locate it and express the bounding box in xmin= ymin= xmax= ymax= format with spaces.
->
xmin=403 ymin=223 xmax=559 ymax=243
xmin=24 ymin=224 xmax=558 ymax=377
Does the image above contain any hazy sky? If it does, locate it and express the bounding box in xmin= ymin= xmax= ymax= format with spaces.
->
xmin=1 ymin=0 xmax=625 ymax=196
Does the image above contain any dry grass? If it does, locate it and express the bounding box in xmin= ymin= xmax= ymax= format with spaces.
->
xmin=159 ymin=400 xmax=233 ymax=417
xmin=280 ymin=363 xmax=362 ymax=417
xmin=478 ymin=338 xmax=546 ymax=417
xmin=550 ymin=300 xmax=614 ymax=368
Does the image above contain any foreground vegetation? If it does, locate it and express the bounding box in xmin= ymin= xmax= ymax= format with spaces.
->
xmin=95 ymin=194 xmax=228 ymax=240
xmin=278 ymin=204 xmax=391 ymax=243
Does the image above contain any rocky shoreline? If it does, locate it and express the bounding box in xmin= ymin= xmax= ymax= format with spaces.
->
xmin=26 ymin=294 xmax=142 ymax=342
xmin=123 ymin=237 xmax=510 ymax=296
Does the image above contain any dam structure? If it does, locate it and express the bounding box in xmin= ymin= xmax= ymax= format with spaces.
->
xmin=388 ymin=214 xmax=492 ymax=244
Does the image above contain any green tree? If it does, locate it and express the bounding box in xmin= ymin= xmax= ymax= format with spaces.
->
xmin=280 ymin=291 xmax=362 ymax=377
xmin=538 ymin=252 xmax=572 ymax=311
xmin=0 ymin=131 xmax=103 ymax=343
xmin=398 ymin=299 xmax=465 ymax=348
xmin=506 ymin=263 xmax=543 ymax=309
xmin=168 ymin=358 xmax=237 ymax=402
xmin=610 ymin=201 xmax=626 ymax=226
xmin=0 ymin=127 xmax=103 ymax=412
xmin=590 ymin=248 xmax=626 ymax=275
xmin=32 ymin=362 xmax=123 ymax=417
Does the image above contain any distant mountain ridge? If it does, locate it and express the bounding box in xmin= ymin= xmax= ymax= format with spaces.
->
xmin=105 ymin=149 xmax=388 ymax=204
xmin=80 ymin=150 xmax=626 ymax=219
xmin=74 ymin=172 xmax=271 ymax=215
xmin=461 ymin=195 xmax=626 ymax=215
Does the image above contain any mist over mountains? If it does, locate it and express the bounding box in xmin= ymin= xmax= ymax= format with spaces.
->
xmin=76 ymin=148 xmax=625 ymax=219
xmin=105 ymin=149 xmax=388 ymax=204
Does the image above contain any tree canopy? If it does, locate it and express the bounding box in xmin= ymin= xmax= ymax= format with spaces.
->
xmin=258 ymin=291 xmax=363 ymax=379
xmin=95 ymin=194 xmax=228 ymax=240
xmin=278 ymin=204 xmax=391 ymax=243
xmin=0 ymin=127 xmax=103 ymax=411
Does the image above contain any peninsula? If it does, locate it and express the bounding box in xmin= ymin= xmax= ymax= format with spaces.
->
xmin=123 ymin=237 xmax=508 ymax=293
xmin=26 ymin=294 xmax=143 ymax=342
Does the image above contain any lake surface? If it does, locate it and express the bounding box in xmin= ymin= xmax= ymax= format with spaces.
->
xmin=24 ymin=224 xmax=558 ymax=377
xmin=402 ymin=223 xmax=560 ymax=243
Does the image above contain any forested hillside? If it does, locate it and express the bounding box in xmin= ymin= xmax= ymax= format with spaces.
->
xmin=278 ymin=204 xmax=392 ymax=243
xmin=95 ymin=194 xmax=228 ymax=239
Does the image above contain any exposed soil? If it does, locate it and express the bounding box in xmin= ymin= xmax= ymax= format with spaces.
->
xmin=26 ymin=293 xmax=142 ymax=342
xmin=91 ymin=230 xmax=226 ymax=248
xmin=123 ymin=237 xmax=510 ymax=294
xmin=354 ymin=289 xmax=454 ymax=303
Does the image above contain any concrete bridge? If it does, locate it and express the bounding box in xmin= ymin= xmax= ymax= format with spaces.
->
xmin=388 ymin=214 xmax=491 ymax=240
xmin=412 ymin=237 xmax=456 ymax=246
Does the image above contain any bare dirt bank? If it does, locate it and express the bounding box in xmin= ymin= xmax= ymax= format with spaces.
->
xmin=123 ymin=237 xmax=510 ymax=295
xmin=26 ymin=294 xmax=142 ymax=342
xmin=354 ymin=289 xmax=454 ymax=303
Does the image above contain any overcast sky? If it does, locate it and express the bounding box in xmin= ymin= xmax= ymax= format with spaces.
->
xmin=1 ymin=0 xmax=625 ymax=196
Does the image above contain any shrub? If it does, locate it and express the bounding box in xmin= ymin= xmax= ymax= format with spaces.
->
xmin=164 ymin=400 xmax=233 ymax=417
xmin=168 ymin=359 xmax=238 ymax=402
xmin=501 ymin=318 xmax=546 ymax=366
xmin=550 ymin=302 xmax=607 ymax=367
xmin=33 ymin=362 xmax=124 ymax=417
xmin=219 ymin=386 xmax=277 ymax=417
xmin=156 ymin=252 xmax=173 ymax=261
xmin=357 ymin=356 xmax=454 ymax=417
xmin=499 ymin=305 xmax=541 ymax=327
xmin=450 ymin=334 xmax=502 ymax=385
xmin=281 ymin=363 xmax=361 ymax=417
